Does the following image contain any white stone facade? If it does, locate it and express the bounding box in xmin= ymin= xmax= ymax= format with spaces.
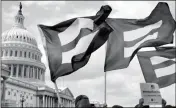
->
xmin=1 ymin=3 xmax=75 ymax=107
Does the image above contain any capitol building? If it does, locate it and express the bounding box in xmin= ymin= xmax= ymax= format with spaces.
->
xmin=1 ymin=3 xmax=75 ymax=107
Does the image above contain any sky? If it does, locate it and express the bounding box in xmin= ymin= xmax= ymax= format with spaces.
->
xmin=2 ymin=1 xmax=175 ymax=107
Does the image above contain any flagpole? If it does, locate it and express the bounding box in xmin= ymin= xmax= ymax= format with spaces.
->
xmin=104 ymin=41 xmax=108 ymax=106
xmin=104 ymin=72 xmax=107 ymax=105
xmin=54 ymin=81 xmax=62 ymax=107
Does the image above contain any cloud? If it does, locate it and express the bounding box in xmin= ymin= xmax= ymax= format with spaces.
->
xmin=23 ymin=1 xmax=66 ymax=7
xmin=105 ymin=1 xmax=152 ymax=19
xmin=2 ymin=4 xmax=29 ymax=26
xmin=2 ymin=1 xmax=175 ymax=107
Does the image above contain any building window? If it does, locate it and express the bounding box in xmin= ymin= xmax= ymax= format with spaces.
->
xmin=10 ymin=50 xmax=13 ymax=56
xmin=14 ymin=93 xmax=16 ymax=96
xmin=15 ymin=51 xmax=18 ymax=57
xmin=20 ymin=51 xmax=22 ymax=57
xmin=24 ymin=52 xmax=26 ymax=58
xmin=31 ymin=96 xmax=32 ymax=100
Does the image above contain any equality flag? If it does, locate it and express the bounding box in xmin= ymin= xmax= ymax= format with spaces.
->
xmin=104 ymin=2 xmax=176 ymax=72
xmin=38 ymin=5 xmax=112 ymax=82
xmin=137 ymin=46 xmax=175 ymax=88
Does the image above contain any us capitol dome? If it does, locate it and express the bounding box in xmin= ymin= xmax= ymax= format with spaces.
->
xmin=1 ymin=2 xmax=75 ymax=107
xmin=1 ymin=3 xmax=46 ymax=82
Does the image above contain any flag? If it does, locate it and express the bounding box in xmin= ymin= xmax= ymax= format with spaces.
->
xmin=137 ymin=46 xmax=175 ymax=88
xmin=38 ymin=5 xmax=112 ymax=82
xmin=104 ymin=2 xmax=176 ymax=72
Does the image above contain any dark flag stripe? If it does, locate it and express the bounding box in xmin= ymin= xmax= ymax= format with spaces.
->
xmin=51 ymin=23 xmax=112 ymax=81
xmin=137 ymin=46 xmax=176 ymax=88
xmin=38 ymin=5 xmax=112 ymax=82
xmin=153 ymin=73 xmax=176 ymax=88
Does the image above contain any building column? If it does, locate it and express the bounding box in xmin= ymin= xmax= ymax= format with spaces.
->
xmin=46 ymin=96 xmax=47 ymax=107
xmin=41 ymin=71 xmax=43 ymax=81
xmin=38 ymin=69 xmax=40 ymax=80
xmin=13 ymin=50 xmax=15 ymax=56
xmin=52 ymin=97 xmax=54 ymax=107
xmin=22 ymin=65 xmax=24 ymax=78
xmin=48 ymin=96 xmax=50 ymax=107
xmin=50 ymin=96 xmax=51 ymax=107
xmin=16 ymin=64 xmax=19 ymax=77
xmin=47 ymin=96 xmax=49 ymax=107
xmin=45 ymin=96 xmax=47 ymax=107
xmin=17 ymin=50 xmax=19 ymax=57
xmin=33 ymin=67 xmax=35 ymax=79
xmin=49 ymin=96 xmax=51 ymax=107
xmin=28 ymin=66 xmax=30 ymax=78
xmin=43 ymin=70 xmax=45 ymax=81
xmin=43 ymin=95 xmax=45 ymax=107
xmin=26 ymin=51 xmax=28 ymax=58
xmin=38 ymin=68 xmax=40 ymax=80
xmin=8 ymin=49 xmax=10 ymax=56
xmin=37 ymin=67 xmax=38 ymax=79
xmin=40 ymin=69 xmax=42 ymax=80
xmin=51 ymin=97 xmax=52 ymax=107
xmin=10 ymin=64 xmax=13 ymax=76
xmin=63 ymin=98 xmax=64 ymax=107
xmin=53 ymin=98 xmax=55 ymax=107
xmin=42 ymin=71 xmax=44 ymax=81
xmin=36 ymin=96 xmax=39 ymax=107
xmin=3 ymin=50 xmax=5 ymax=56
xmin=70 ymin=100 xmax=72 ymax=107
xmin=1 ymin=78 xmax=7 ymax=101
xmin=50 ymin=97 xmax=52 ymax=107
xmin=44 ymin=96 xmax=46 ymax=107
xmin=26 ymin=66 xmax=29 ymax=78
xmin=42 ymin=95 xmax=45 ymax=107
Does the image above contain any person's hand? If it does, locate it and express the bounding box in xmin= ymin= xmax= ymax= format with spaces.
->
xmin=162 ymin=98 xmax=166 ymax=107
